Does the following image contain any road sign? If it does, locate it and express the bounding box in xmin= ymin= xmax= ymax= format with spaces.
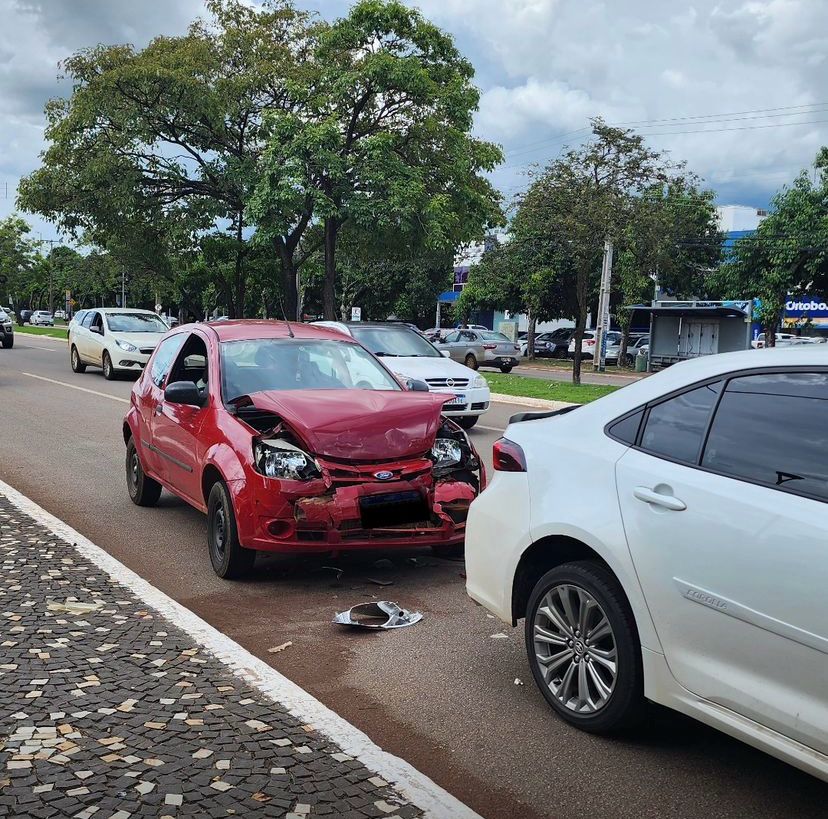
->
xmin=155 ymin=303 xmax=162 ymax=313
xmin=351 ymin=307 xmax=362 ymax=322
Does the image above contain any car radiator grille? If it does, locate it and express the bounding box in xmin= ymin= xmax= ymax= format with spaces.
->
xmin=321 ymin=457 xmax=432 ymax=487
xmin=139 ymin=347 xmax=155 ymax=355
xmin=425 ymin=377 xmax=469 ymax=388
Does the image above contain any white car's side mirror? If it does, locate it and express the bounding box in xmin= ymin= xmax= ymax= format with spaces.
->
xmin=441 ymin=350 xmax=451 ymax=358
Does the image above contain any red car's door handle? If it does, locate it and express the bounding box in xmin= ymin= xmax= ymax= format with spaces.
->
xmin=633 ymin=486 xmax=686 ymax=511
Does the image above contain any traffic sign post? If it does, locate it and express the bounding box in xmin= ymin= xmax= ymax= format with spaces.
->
xmin=351 ymin=306 xmax=362 ymax=322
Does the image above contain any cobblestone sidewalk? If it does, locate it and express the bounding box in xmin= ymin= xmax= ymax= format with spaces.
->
xmin=0 ymin=493 xmax=439 ymax=819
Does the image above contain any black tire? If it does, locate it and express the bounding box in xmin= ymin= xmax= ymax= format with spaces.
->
xmin=125 ymin=438 xmax=162 ymax=507
xmin=102 ymin=351 xmax=116 ymax=380
xmin=2 ymin=336 xmax=12 ymax=349
xmin=500 ymin=365 xmax=513 ymax=373
xmin=207 ymin=481 xmax=255 ymax=579
xmin=457 ymin=415 xmax=478 ymax=430
xmin=524 ymin=561 xmax=644 ymax=734
xmin=70 ymin=345 xmax=86 ymax=373
xmin=464 ymin=353 xmax=478 ymax=370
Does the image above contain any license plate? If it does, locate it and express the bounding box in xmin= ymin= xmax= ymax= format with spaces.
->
xmin=445 ymin=393 xmax=466 ymax=406
xmin=500 ymin=357 xmax=512 ymax=364
xmin=360 ymin=491 xmax=429 ymax=529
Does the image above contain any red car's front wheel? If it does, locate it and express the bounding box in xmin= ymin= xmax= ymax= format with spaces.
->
xmin=207 ymin=481 xmax=255 ymax=579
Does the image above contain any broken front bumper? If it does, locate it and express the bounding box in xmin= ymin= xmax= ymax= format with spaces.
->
xmin=233 ymin=459 xmax=477 ymax=553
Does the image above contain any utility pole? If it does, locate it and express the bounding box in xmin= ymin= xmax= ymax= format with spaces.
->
xmin=593 ymin=237 xmax=614 ymax=372
xmin=38 ymin=235 xmax=61 ymax=314
xmin=121 ymin=268 xmax=126 ymax=309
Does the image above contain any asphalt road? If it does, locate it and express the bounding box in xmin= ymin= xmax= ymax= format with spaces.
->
xmin=1 ymin=334 xmax=825 ymax=819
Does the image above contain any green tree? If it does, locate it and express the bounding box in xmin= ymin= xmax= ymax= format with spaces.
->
xmin=712 ymin=156 xmax=828 ymax=345
xmin=18 ymin=0 xmax=316 ymax=318
xmin=252 ymin=0 xmax=502 ymax=320
xmin=0 ymin=215 xmax=39 ymax=308
xmin=512 ymin=119 xmax=677 ymax=383
xmin=615 ymin=180 xmax=721 ymax=361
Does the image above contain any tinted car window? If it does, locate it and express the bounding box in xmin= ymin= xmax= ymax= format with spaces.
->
xmin=702 ymin=372 xmax=828 ymax=501
xmin=608 ymin=409 xmax=644 ymax=445
xmin=150 ymin=334 xmax=187 ymax=388
xmin=640 ymin=381 xmax=721 ymax=463
xmin=443 ymin=332 xmax=459 ymax=343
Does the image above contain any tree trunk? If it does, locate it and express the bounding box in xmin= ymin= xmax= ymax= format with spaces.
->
xmin=764 ymin=320 xmax=777 ymax=347
xmin=274 ymin=237 xmax=300 ymax=321
xmin=526 ymin=310 xmax=536 ymax=360
xmin=572 ymin=269 xmax=589 ymax=386
xmin=323 ymin=216 xmax=339 ymax=321
xmin=619 ymin=326 xmax=631 ymax=367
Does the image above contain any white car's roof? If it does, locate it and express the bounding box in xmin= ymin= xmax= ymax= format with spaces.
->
xmin=96 ymin=308 xmax=160 ymax=315
xmin=577 ymin=346 xmax=828 ymax=424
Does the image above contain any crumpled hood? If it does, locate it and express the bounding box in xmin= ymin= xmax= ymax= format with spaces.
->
xmin=247 ymin=389 xmax=450 ymax=460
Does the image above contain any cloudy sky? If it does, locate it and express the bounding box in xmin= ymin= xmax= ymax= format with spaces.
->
xmin=2 ymin=0 xmax=827 ymax=241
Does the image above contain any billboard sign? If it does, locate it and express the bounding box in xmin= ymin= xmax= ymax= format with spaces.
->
xmin=783 ymin=296 xmax=828 ymax=327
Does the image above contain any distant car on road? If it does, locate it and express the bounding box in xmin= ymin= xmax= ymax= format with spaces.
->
xmin=0 ymin=308 xmax=14 ymax=349
xmin=620 ymin=334 xmax=650 ymax=367
xmin=437 ymin=329 xmax=521 ymax=372
xmin=68 ymin=308 xmax=169 ymax=380
xmin=752 ymin=332 xmax=826 ymax=348
xmin=466 ymin=347 xmax=828 ymax=781
xmin=568 ymin=330 xmax=622 ymax=362
xmin=30 ymin=310 xmax=54 ymax=327
xmin=53 ymin=309 xmax=67 ymax=320
xmin=124 ymin=320 xmax=482 ymax=577
xmin=314 ymin=321 xmax=491 ymax=429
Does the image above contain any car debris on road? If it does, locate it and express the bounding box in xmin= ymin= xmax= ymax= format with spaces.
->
xmin=333 ymin=601 xmax=423 ymax=630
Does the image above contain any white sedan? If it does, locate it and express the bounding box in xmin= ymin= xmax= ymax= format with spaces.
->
xmin=68 ymin=308 xmax=170 ymax=379
xmin=466 ymin=347 xmax=827 ymax=781
xmin=314 ymin=321 xmax=490 ymax=428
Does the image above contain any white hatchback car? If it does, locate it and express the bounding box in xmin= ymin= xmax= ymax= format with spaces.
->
xmin=466 ymin=347 xmax=828 ymax=781
xmin=68 ymin=308 xmax=169 ymax=379
xmin=315 ymin=321 xmax=490 ymax=428
xmin=30 ymin=310 xmax=55 ymax=326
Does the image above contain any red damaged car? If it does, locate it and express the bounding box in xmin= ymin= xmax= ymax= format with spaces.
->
xmin=123 ymin=320 xmax=483 ymax=577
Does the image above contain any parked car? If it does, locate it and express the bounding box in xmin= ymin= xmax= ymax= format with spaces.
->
xmin=438 ymin=329 xmax=521 ymax=372
xmin=17 ymin=309 xmax=32 ymax=326
xmin=521 ymin=328 xmax=576 ymax=358
xmin=751 ymin=332 xmax=797 ymax=349
xmin=568 ymin=330 xmax=622 ymax=362
xmin=466 ymin=347 xmax=828 ymax=781
xmin=620 ymin=334 xmax=650 ymax=367
xmin=53 ymin=309 xmax=67 ymax=320
xmin=314 ymin=321 xmax=490 ymax=429
xmin=1 ymin=306 xmax=15 ymax=319
xmin=0 ymin=308 xmax=14 ymax=349
xmin=30 ymin=310 xmax=54 ymax=327
xmin=68 ymin=308 xmax=169 ymax=380
xmin=124 ymin=320 xmax=483 ymax=577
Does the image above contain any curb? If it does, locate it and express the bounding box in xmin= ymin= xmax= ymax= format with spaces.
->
xmin=0 ymin=478 xmax=483 ymax=819
xmin=489 ymin=392 xmax=578 ymax=410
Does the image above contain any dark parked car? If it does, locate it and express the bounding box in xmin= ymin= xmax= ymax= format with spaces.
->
xmin=0 ymin=309 xmax=14 ymax=348
xmin=522 ymin=328 xmax=576 ymax=358
xmin=17 ymin=309 xmax=32 ymax=326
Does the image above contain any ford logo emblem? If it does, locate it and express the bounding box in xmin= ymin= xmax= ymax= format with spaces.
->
xmin=374 ymin=470 xmax=394 ymax=481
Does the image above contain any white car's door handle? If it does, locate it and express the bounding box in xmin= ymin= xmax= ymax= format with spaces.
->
xmin=633 ymin=486 xmax=686 ymax=511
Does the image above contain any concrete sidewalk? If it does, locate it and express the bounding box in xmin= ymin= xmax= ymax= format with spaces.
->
xmin=0 ymin=487 xmax=479 ymax=819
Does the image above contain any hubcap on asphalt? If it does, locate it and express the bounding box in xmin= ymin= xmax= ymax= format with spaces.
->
xmin=533 ymin=583 xmax=617 ymax=714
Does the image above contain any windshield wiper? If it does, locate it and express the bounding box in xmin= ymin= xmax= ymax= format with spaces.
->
xmin=374 ymin=351 xmax=399 ymax=357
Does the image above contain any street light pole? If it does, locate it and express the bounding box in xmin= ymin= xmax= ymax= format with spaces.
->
xmin=593 ymin=237 xmax=614 ymax=372
xmin=121 ymin=268 xmax=126 ymax=309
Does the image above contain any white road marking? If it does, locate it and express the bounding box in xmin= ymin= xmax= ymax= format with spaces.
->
xmin=22 ymin=372 xmax=129 ymax=404
xmin=17 ymin=344 xmax=60 ymax=353
xmin=0 ymin=478 xmax=482 ymax=819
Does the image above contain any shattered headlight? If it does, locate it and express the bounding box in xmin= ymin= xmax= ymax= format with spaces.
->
xmin=116 ymin=339 xmax=138 ymax=352
xmin=431 ymin=438 xmax=462 ymax=468
xmin=254 ymin=442 xmax=321 ymax=481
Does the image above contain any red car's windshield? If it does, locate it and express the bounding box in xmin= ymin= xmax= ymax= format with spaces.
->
xmin=220 ymin=338 xmax=402 ymax=401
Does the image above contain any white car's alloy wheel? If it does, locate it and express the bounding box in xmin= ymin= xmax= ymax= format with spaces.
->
xmin=532 ymin=583 xmax=617 ymax=713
